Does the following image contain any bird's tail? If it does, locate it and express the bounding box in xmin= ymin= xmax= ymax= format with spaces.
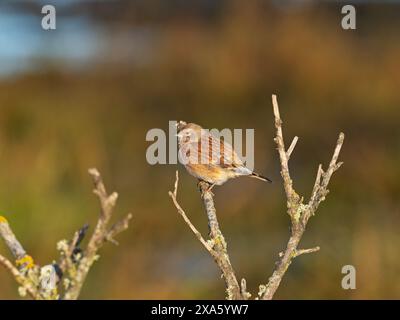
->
xmin=249 ymin=172 xmax=272 ymax=183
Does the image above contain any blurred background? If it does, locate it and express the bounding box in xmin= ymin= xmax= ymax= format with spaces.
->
xmin=0 ymin=0 xmax=399 ymax=299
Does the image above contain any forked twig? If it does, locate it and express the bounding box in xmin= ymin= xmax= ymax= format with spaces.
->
xmin=259 ymin=95 xmax=344 ymax=300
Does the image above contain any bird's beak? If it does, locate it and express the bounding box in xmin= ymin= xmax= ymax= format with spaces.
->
xmin=176 ymin=120 xmax=187 ymax=131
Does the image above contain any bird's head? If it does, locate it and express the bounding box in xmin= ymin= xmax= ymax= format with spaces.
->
xmin=176 ymin=121 xmax=203 ymax=143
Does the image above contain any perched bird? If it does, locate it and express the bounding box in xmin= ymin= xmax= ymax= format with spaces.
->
xmin=176 ymin=121 xmax=271 ymax=189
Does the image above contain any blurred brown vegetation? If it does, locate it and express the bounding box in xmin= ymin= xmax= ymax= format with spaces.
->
xmin=0 ymin=1 xmax=399 ymax=299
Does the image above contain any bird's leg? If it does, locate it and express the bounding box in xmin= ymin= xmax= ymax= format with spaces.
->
xmin=207 ymin=183 xmax=216 ymax=193
xmin=198 ymin=181 xmax=215 ymax=197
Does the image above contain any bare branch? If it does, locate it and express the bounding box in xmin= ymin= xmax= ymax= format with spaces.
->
xmin=259 ymin=94 xmax=344 ymax=300
xmin=62 ymin=168 xmax=132 ymax=300
xmin=0 ymin=253 xmax=20 ymax=278
xmin=169 ymin=172 xmax=244 ymax=300
xmin=306 ymin=133 xmax=345 ymax=221
xmin=173 ymin=170 xmax=179 ymax=197
xmin=295 ymin=246 xmax=320 ymax=257
xmin=168 ymin=172 xmax=211 ymax=252
xmin=58 ymin=224 xmax=89 ymax=274
xmin=286 ymin=136 xmax=299 ymax=160
xmin=272 ymin=95 xmax=300 ymax=216
xmin=310 ymin=164 xmax=324 ymax=204
xmin=0 ymin=217 xmax=43 ymax=299
xmin=0 ymin=216 xmax=27 ymax=261
xmin=198 ymin=181 xmax=243 ymax=300
xmin=105 ymin=213 xmax=133 ymax=245
xmin=1 ymin=169 xmax=132 ymax=300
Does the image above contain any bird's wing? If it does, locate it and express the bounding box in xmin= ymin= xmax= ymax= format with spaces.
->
xmin=209 ymin=133 xmax=241 ymax=167
xmin=208 ymin=132 xmax=253 ymax=176
xmin=179 ymin=131 xmax=245 ymax=169
xmin=198 ymin=132 xmax=244 ymax=167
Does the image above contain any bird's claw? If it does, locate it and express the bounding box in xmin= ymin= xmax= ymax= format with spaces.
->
xmin=198 ymin=181 xmax=215 ymax=197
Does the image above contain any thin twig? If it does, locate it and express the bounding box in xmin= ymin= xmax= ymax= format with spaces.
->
xmin=286 ymin=136 xmax=298 ymax=160
xmin=58 ymin=224 xmax=89 ymax=274
xmin=271 ymin=95 xmax=300 ymax=218
xmin=310 ymin=164 xmax=324 ymax=204
xmin=295 ymin=246 xmax=320 ymax=257
xmin=105 ymin=213 xmax=133 ymax=245
xmin=168 ymin=172 xmax=212 ymax=252
xmin=0 ymin=254 xmax=39 ymax=299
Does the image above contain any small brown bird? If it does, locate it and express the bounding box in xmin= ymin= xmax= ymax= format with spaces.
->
xmin=176 ymin=121 xmax=271 ymax=189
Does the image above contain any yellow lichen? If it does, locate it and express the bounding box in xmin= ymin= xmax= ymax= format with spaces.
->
xmin=0 ymin=215 xmax=8 ymax=224
xmin=18 ymin=286 xmax=27 ymax=297
xmin=16 ymin=255 xmax=35 ymax=269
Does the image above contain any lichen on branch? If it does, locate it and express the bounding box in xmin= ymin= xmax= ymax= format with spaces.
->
xmin=0 ymin=168 xmax=132 ymax=300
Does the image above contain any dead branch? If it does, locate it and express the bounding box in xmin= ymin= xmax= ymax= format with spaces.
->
xmin=0 ymin=253 xmax=39 ymax=299
xmin=63 ymin=168 xmax=132 ymax=300
xmin=0 ymin=216 xmax=42 ymax=299
xmin=0 ymin=217 xmax=27 ymax=261
xmin=258 ymin=94 xmax=344 ymax=300
xmin=169 ymin=172 xmax=245 ymax=300
xmin=0 ymin=168 xmax=132 ymax=300
xmin=168 ymin=172 xmax=212 ymax=252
